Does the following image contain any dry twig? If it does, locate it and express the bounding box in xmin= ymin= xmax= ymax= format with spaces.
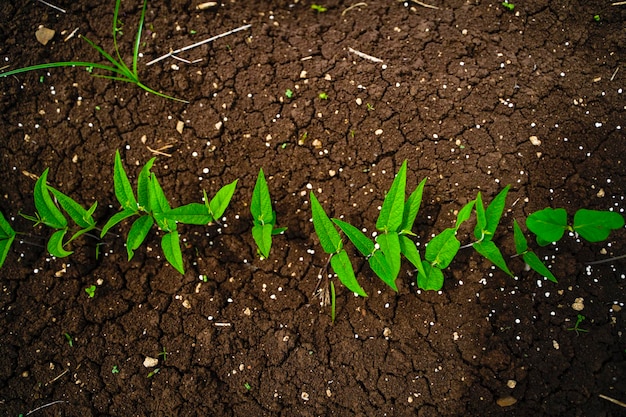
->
xmin=599 ymin=394 xmax=626 ymax=408
xmin=35 ymin=0 xmax=66 ymax=13
xmin=348 ymin=47 xmax=383 ymax=63
xmin=409 ymin=0 xmax=440 ymax=10
xmin=342 ymin=2 xmax=368 ymax=16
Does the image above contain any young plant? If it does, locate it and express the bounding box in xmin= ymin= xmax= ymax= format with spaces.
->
xmin=250 ymin=168 xmax=286 ymax=260
xmin=0 ymin=0 xmax=186 ymax=102
xmin=20 ymin=168 xmax=98 ymax=259
xmin=567 ymin=314 xmax=589 ymax=335
xmin=0 ymin=211 xmax=16 ymax=269
xmin=101 ymin=150 xmax=237 ymax=274
xmin=85 ymin=285 xmax=97 ymax=298
xmin=526 ymin=208 xmax=624 ymax=246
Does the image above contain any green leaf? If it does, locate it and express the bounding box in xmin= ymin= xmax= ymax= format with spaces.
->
xmin=484 ymin=185 xmax=510 ymax=236
xmin=165 ymin=203 xmax=212 ymax=225
xmin=101 ymin=208 xmax=137 ymax=237
xmin=271 ymin=227 xmax=287 ymax=235
xmin=455 ymin=200 xmax=476 ymax=229
xmin=400 ymin=177 xmax=427 ymax=235
xmin=137 ymin=157 xmax=156 ymax=212
xmin=523 ymin=251 xmax=557 ymax=283
xmin=573 ymin=209 xmax=625 ymax=243
xmin=332 ymin=219 xmax=375 ymax=256
xmin=49 ymin=187 xmax=96 ymax=229
xmin=331 ymin=249 xmax=366 ymax=296
xmin=310 ymin=192 xmax=342 ymax=254
xmin=127 ymin=215 xmax=154 ymax=260
xmin=47 ymin=229 xmax=73 ymax=258
xmin=162 ymin=231 xmax=184 ymax=274
xmin=474 ymin=192 xmax=486 ymax=240
xmin=513 ymin=219 xmax=528 ymax=254
xmin=399 ymin=235 xmax=421 ymax=270
xmin=0 ymin=211 xmax=16 ymax=269
xmin=473 ymin=240 xmax=513 ymax=276
xmin=113 ymin=150 xmax=138 ymax=210
xmin=207 ymin=179 xmax=238 ymax=220
xmin=368 ymin=250 xmax=397 ymax=291
xmin=251 ymin=168 xmax=274 ymax=224
xmin=148 ymin=173 xmax=171 ymax=214
xmin=376 ymin=232 xmax=401 ymax=280
xmin=526 ymin=208 xmax=568 ymax=245
xmin=376 ymin=160 xmax=407 ymax=232
xmin=425 ymin=228 xmax=460 ymax=269
xmin=417 ymin=263 xmax=444 ymax=291
xmin=252 ymin=223 xmax=273 ymax=259
xmin=34 ymin=169 xmax=67 ymax=229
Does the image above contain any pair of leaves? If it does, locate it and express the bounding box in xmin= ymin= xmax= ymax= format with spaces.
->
xmin=26 ymin=169 xmax=98 ymax=258
xmin=102 ymin=150 xmax=237 ymax=274
xmin=527 ymin=207 xmax=624 ymax=246
xmin=250 ymin=169 xmax=286 ymax=259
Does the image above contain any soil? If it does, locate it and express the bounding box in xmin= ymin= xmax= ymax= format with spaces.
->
xmin=1 ymin=0 xmax=625 ymax=416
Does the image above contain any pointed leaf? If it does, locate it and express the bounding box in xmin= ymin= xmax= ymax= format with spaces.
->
xmin=208 ymin=179 xmax=238 ymax=220
xmin=148 ymin=173 xmax=171 ymax=214
xmin=331 ymin=249 xmax=367 ymax=296
xmin=332 ymin=218 xmax=375 ymax=256
xmin=165 ymin=203 xmax=212 ymax=225
xmin=400 ymin=177 xmax=427 ymax=235
xmin=523 ymin=251 xmax=557 ymax=283
xmin=34 ymin=169 xmax=67 ymax=229
xmin=484 ymin=185 xmax=510 ymax=237
xmin=473 ymin=192 xmax=486 ymax=240
xmin=252 ymin=223 xmax=273 ymax=259
xmin=101 ymin=208 xmax=137 ymax=237
xmin=425 ymin=228 xmax=460 ymax=269
xmin=49 ymin=187 xmax=96 ymax=229
xmin=473 ymin=240 xmax=513 ymax=276
xmin=162 ymin=231 xmax=184 ymax=274
xmin=310 ymin=192 xmax=342 ymax=254
xmin=526 ymin=208 xmax=568 ymax=245
xmin=455 ymin=200 xmax=476 ymax=229
xmin=113 ymin=150 xmax=138 ymax=210
xmin=417 ymin=263 xmax=444 ymax=291
xmin=573 ymin=209 xmax=625 ymax=243
xmin=376 ymin=160 xmax=407 ymax=232
xmin=0 ymin=211 xmax=15 ymax=268
xmin=127 ymin=215 xmax=153 ymax=260
xmin=137 ymin=157 xmax=156 ymax=212
xmin=369 ymin=250 xmax=398 ymax=291
xmin=271 ymin=227 xmax=287 ymax=235
xmin=513 ymin=219 xmax=528 ymax=254
xmin=47 ymin=229 xmax=73 ymax=258
xmin=399 ymin=235 xmax=421 ymax=270
xmin=376 ymin=232 xmax=401 ymax=279
xmin=251 ymin=168 xmax=274 ymax=223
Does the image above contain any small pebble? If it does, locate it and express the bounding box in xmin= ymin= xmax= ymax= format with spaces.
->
xmin=143 ymin=357 xmax=159 ymax=368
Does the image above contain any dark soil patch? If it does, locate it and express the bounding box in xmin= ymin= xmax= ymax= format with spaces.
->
xmin=1 ymin=0 xmax=625 ymax=416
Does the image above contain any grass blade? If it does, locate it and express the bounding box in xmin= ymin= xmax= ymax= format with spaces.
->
xmin=310 ymin=192 xmax=342 ymax=254
xmin=376 ymin=160 xmax=407 ymax=232
xmin=133 ymin=0 xmax=149 ymax=76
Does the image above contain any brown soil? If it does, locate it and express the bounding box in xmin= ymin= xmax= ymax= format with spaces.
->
xmin=1 ymin=0 xmax=625 ymax=416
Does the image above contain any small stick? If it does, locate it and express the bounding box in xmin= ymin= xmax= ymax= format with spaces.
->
xmin=146 ymin=24 xmax=252 ymax=66
xmin=611 ymin=1 xmax=626 ymax=5
xmin=170 ymin=55 xmax=203 ymax=64
xmin=64 ymin=28 xmax=80 ymax=42
xmin=342 ymin=2 xmax=368 ymax=16
xmin=586 ymin=253 xmax=626 ymax=265
xmin=26 ymin=400 xmax=67 ymax=416
xmin=146 ymin=145 xmax=174 ymax=157
xmin=214 ymin=322 xmax=231 ymax=327
xmin=599 ymin=394 xmax=626 ymax=408
xmin=348 ymin=47 xmax=383 ymax=63
xmin=45 ymin=368 xmax=69 ymax=386
xmin=610 ymin=66 xmax=620 ymax=81
xmin=35 ymin=0 xmax=67 ymax=14
xmin=409 ymin=0 xmax=440 ymax=10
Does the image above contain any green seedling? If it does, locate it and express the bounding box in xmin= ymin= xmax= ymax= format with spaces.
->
xmin=19 ymin=168 xmax=98 ymax=259
xmin=567 ymin=314 xmax=589 ymax=335
xmin=501 ymin=1 xmax=515 ymax=11
xmin=298 ymin=131 xmax=308 ymax=145
xmin=158 ymin=347 xmax=167 ymax=362
xmin=112 ymin=365 xmax=120 ymax=374
xmin=318 ymin=92 xmax=329 ymax=100
xmin=244 ymin=382 xmax=252 ymax=391
xmin=472 ymin=186 xmax=513 ymax=276
xmin=593 ymin=14 xmax=601 ymax=22
xmin=0 ymin=0 xmax=186 ymax=102
xmin=366 ymin=103 xmax=375 ymax=111
xmin=101 ymin=150 xmax=238 ymax=274
xmin=513 ymin=220 xmax=557 ymax=282
xmin=285 ymin=89 xmax=294 ymax=99
xmin=250 ymin=168 xmax=286 ymax=259
xmin=311 ymin=4 xmax=328 ymax=12
xmin=85 ymin=285 xmax=96 ymax=298
xmin=0 ymin=211 xmax=16 ymax=269
xmin=64 ymin=333 xmax=73 ymax=347
xmin=147 ymin=368 xmax=160 ymax=378
xmin=526 ymin=208 xmax=624 ymax=246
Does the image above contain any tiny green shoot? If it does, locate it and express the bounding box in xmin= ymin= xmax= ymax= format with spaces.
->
xmin=366 ymin=103 xmax=375 ymax=111
xmin=0 ymin=210 xmax=16 ymax=269
xmin=501 ymin=1 xmax=515 ymax=11
xmin=318 ymin=92 xmax=329 ymax=100
xmin=190 ymin=29 xmax=197 ymax=34
xmin=251 ymin=168 xmax=287 ymax=259
xmin=112 ymin=365 xmax=120 ymax=374
xmin=64 ymin=333 xmax=73 ymax=347
xmin=593 ymin=14 xmax=600 ymax=22
xmin=311 ymin=4 xmax=328 ymax=12
xmin=147 ymin=368 xmax=160 ymax=378
xmin=85 ymin=285 xmax=96 ymax=298
xmin=567 ymin=314 xmax=589 ymax=335
xmin=244 ymin=382 xmax=252 ymax=391
xmin=285 ymin=89 xmax=294 ymax=99
xmin=0 ymin=0 xmax=187 ymax=102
